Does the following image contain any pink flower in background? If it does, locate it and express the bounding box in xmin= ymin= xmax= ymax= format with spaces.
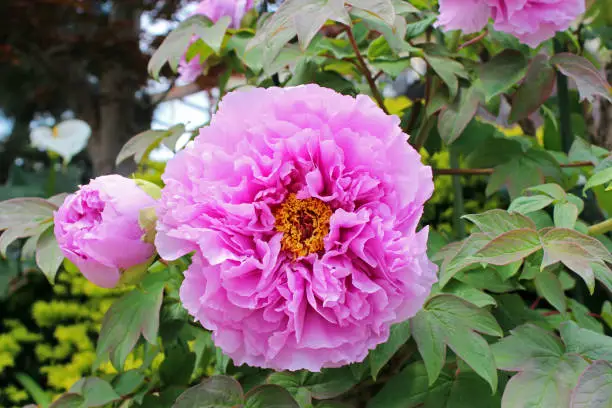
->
xmin=156 ymin=85 xmax=437 ymax=371
xmin=436 ymin=0 xmax=585 ymax=47
xmin=177 ymin=0 xmax=255 ymax=83
xmin=54 ymin=175 xmax=156 ymax=288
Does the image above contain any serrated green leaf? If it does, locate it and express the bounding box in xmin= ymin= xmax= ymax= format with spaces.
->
xmin=478 ymin=49 xmax=528 ymax=101
xmin=560 ymin=321 xmax=612 ymax=361
xmin=96 ymin=284 xmax=164 ymax=371
xmin=534 ymin=270 xmax=567 ymax=313
xmin=173 ymin=376 xmax=244 ymax=408
xmin=368 ymin=321 xmax=411 ymax=379
xmin=476 ymin=229 xmax=542 ymax=265
xmin=570 ymin=360 xmax=612 ymax=408
xmin=553 ymin=202 xmax=579 ymax=229
xmin=508 ymin=195 xmax=554 ymax=214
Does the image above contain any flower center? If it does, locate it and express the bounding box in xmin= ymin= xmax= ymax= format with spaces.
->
xmin=274 ymin=194 xmax=332 ymax=258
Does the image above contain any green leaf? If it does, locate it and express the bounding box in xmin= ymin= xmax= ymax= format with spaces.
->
xmin=509 ymin=54 xmax=556 ymax=123
xmin=116 ymin=124 xmax=186 ymax=165
xmin=404 ymin=15 xmax=437 ymax=39
xmin=439 ymin=233 xmax=490 ymax=287
xmin=463 ymin=209 xmax=536 ymax=237
xmin=347 ymin=0 xmax=395 ymax=26
xmin=35 ymin=227 xmax=64 ymax=283
xmin=560 ymin=321 xmax=612 ymax=361
xmin=161 ymin=344 xmax=196 ymax=386
xmin=113 ymin=370 xmax=145 ymax=396
xmin=569 ymin=299 xmax=605 ymax=334
xmin=550 ymin=53 xmax=612 ymax=102
xmin=570 ymin=360 xmax=612 ymax=408
xmin=527 ymin=183 xmax=567 ymax=200
xmin=0 ymin=223 xmax=48 ymax=258
xmin=411 ymin=310 xmax=446 ymax=385
xmin=584 ymin=167 xmax=612 ymax=192
xmin=69 ymin=377 xmax=121 ymax=407
xmin=478 ymin=49 xmax=528 ymax=101
xmin=249 ymin=0 xmax=350 ymax=65
xmin=96 ymin=284 xmax=164 ymax=371
xmin=305 ymin=367 xmax=359 ymax=399
xmin=437 ymin=86 xmax=483 ymax=144
xmin=500 ymin=354 xmax=588 ymax=408
xmin=15 ymin=372 xmax=51 ymax=408
xmin=541 ymin=228 xmax=612 ymax=263
xmin=148 ymin=16 xmax=230 ymax=78
xmin=366 ymin=361 xmax=432 ymax=408
xmin=534 ymin=270 xmax=567 ymax=313
xmin=424 ymin=370 xmax=502 ymax=408
xmin=0 ymin=197 xmax=55 ymax=230
xmin=492 ymin=324 xmax=563 ymax=370
xmin=553 ymin=202 xmax=579 ymax=229
xmin=413 ymin=295 xmax=501 ymax=390
xmin=49 ymin=394 xmax=85 ymax=408
xmin=540 ymin=228 xmax=612 ymax=293
xmin=244 ymin=385 xmax=300 ymax=408
xmin=475 ymin=229 xmax=542 ymax=265
xmin=508 ymin=195 xmax=554 ymax=214
xmin=493 ymin=324 xmax=588 ymax=408
xmin=425 ymin=55 xmax=469 ymax=98
xmin=173 ymin=376 xmax=244 ymax=408
xmin=433 ymin=280 xmax=497 ymax=308
xmin=486 ymin=149 xmax=562 ymax=199
xmin=368 ymin=321 xmax=411 ymax=379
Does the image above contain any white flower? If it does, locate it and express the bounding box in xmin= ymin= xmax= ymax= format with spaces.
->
xmin=30 ymin=119 xmax=91 ymax=163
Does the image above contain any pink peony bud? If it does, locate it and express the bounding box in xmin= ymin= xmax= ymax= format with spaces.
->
xmin=54 ymin=175 xmax=157 ymax=288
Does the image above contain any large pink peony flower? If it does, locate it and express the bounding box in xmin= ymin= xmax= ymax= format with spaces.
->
xmin=156 ymin=85 xmax=437 ymax=371
xmin=178 ymin=0 xmax=255 ymax=83
xmin=54 ymin=175 xmax=157 ymax=288
xmin=436 ymin=0 xmax=585 ymax=47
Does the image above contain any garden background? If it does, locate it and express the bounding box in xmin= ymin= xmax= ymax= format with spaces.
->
xmin=1 ymin=0 xmax=612 ymax=407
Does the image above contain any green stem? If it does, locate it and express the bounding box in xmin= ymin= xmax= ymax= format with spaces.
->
xmin=588 ymin=219 xmax=612 ymax=236
xmin=344 ymin=25 xmax=389 ymax=115
xmin=450 ymin=149 xmax=466 ymax=238
xmin=554 ymin=38 xmax=573 ymax=153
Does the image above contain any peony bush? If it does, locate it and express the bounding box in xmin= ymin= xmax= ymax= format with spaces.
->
xmin=1 ymin=0 xmax=612 ymax=407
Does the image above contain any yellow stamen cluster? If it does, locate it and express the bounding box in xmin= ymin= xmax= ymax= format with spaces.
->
xmin=274 ymin=194 xmax=332 ymax=258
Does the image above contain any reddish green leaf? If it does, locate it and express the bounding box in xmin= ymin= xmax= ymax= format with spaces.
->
xmin=478 ymin=49 xmax=528 ymax=101
xmin=476 ymin=229 xmax=542 ymax=265
xmin=550 ymin=53 xmax=612 ymax=102
xmin=437 ymin=86 xmax=483 ymax=144
xmin=509 ymin=54 xmax=556 ymax=123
